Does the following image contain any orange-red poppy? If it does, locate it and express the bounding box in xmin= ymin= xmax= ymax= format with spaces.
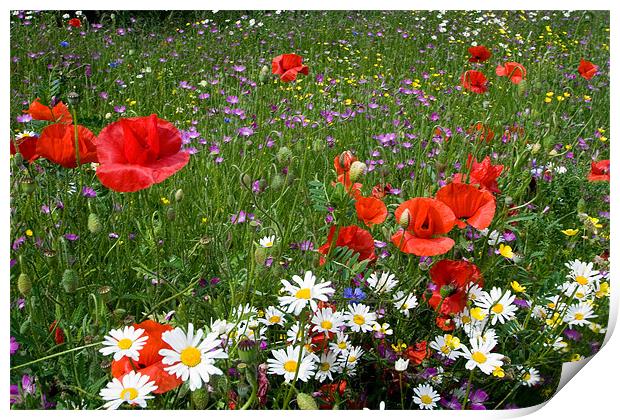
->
xmin=68 ymin=18 xmax=82 ymax=28
xmin=334 ymin=150 xmax=357 ymax=176
xmin=49 ymin=321 xmax=65 ymax=345
xmin=427 ymin=259 xmax=483 ymax=316
xmin=272 ymin=54 xmax=309 ymax=82
xmin=371 ymin=183 xmax=393 ymax=199
xmin=332 ymin=172 xmax=362 ymax=198
xmin=318 ymin=225 xmax=376 ymax=264
xmin=587 ymin=160 xmax=609 ymax=182
xmin=404 ymin=341 xmax=428 ymax=365
xmin=10 ymin=134 xmax=39 ymax=162
xmin=453 ymin=155 xmax=504 ymax=194
xmin=391 ymin=198 xmax=456 ymax=257
xmin=435 ymin=315 xmax=455 ymax=331
xmin=468 ymin=122 xmax=494 ymax=143
xmin=24 ymin=98 xmax=72 ymax=123
xmin=578 ymin=59 xmax=598 ymax=80
xmin=496 ymin=62 xmax=526 ymax=84
xmin=460 ymin=70 xmax=488 ymax=94
xmin=36 ymin=123 xmax=98 ymax=168
xmin=111 ymin=320 xmax=183 ymax=394
xmin=468 ymin=45 xmax=491 ymax=63
xmin=436 ymin=182 xmax=496 ymax=230
xmin=355 ymin=196 xmax=387 ymax=226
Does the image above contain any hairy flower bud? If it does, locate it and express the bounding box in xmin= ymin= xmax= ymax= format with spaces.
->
xmin=61 ymin=268 xmax=79 ymax=293
xmin=398 ymin=208 xmax=411 ymax=229
xmin=18 ymin=273 xmax=31 ymax=295
xmin=87 ymin=213 xmax=102 ymax=234
xmin=349 ymin=161 xmax=367 ymax=182
xmin=174 ymin=189 xmax=184 ymax=202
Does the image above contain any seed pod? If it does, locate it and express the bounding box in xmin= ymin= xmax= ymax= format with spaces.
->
xmin=166 ymin=207 xmax=176 ymax=221
xmin=61 ymin=268 xmax=79 ymax=293
xmin=174 ymin=189 xmax=184 ymax=202
xmin=17 ymin=273 xmax=31 ymax=295
xmin=191 ymin=388 xmax=209 ymax=409
xmin=67 ymin=91 xmax=80 ymax=105
xmin=87 ymin=213 xmax=102 ymax=234
xmin=296 ymin=393 xmax=318 ymax=410
xmin=20 ymin=178 xmax=35 ymax=195
xmin=349 ymin=161 xmax=367 ymax=182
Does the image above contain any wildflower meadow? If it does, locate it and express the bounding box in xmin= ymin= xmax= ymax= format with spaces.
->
xmin=9 ymin=9 xmax=611 ymax=411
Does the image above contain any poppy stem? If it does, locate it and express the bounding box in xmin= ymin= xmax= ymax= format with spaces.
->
xmin=10 ymin=342 xmax=100 ymax=371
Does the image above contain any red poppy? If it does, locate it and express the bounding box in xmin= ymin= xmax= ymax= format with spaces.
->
xmin=24 ymin=98 xmax=72 ymax=123
xmin=96 ymin=114 xmax=190 ymax=192
xmin=318 ymin=380 xmax=347 ymax=409
xmin=436 ymin=183 xmax=496 ymax=230
xmin=271 ymin=54 xmax=309 ymax=82
xmin=111 ymin=320 xmax=183 ymax=394
xmin=404 ymin=341 xmax=428 ymax=365
xmin=454 ymin=155 xmax=504 ymax=194
xmin=578 ymin=59 xmax=598 ymax=80
xmin=496 ymin=62 xmax=526 ymax=84
xmin=68 ymin=18 xmax=82 ymax=28
xmin=391 ymin=198 xmax=456 ymax=257
xmin=468 ymin=122 xmax=494 ymax=143
xmin=332 ymin=172 xmax=362 ymax=198
xmin=427 ymin=259 xmax=483 ymax=316
xmin=355 ymin=196 xmax=387 ymax=226
xmin=433 ymin=127 xmax=451 ymax=142
xmin=36 ymin=123 xmax=98 ymax=168
xmin=435 ymin=315 xmax=455 ymax=331
xmin=10 ymin=134 xmax=39 ymax=162
xmin=318 ymin=225 xmax=376 ymax=264
xmin=49 ymin=321 xmax=65 ymax=345
xmin=468 ymin=45 xmax=491 ymax=63
xmin=460 ymin=70 xmax=488 ymax=94
xmin=371 ymin=183 xmax=394 ymax=199
xmin=334 ymin=150 xmax=357 ymax=175
xmin=587 ymin=160 xmax=610 ymax=182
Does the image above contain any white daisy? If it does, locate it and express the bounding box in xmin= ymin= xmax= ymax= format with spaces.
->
xmin=345 ymin=303 xmax=376 ymax=333
xmin=413 ymin=383 xmax=440 ymax=410
xmin=429 ymin=334 xmax=462 ymax=360
xmin=564 ymin=302 xmax=597 ymax=326
xmin=15 ymin=131 xmax=37 ymax=140
xmin=286 ymin=323 xmax=311 ymax=344
xmin=338 ymin=345 xmax=364 ymax=368
xmin=232 ymin=303 xmax=257 ymax=321
xmin=261 ymin=306 xmax=286 ymax=326
xmin=259 ymin=235 xmax=275 ymax=248
xmin=278 ymin=271 xmax=335 ymax=315
xmin=329 ymin=331 xmax=351 ymax=354
xmin=159 ymin=323 xmax=228 ymax=391
xmin=209 ymin=318 xmax=234 ymax=337
xmin=466 ymin=282 xmax=484 ymax=302
xmin=315 ymin=351 xmax=340 ymax=382
xmin=367 ymin=271 xmax=398 ymax=294
xmin=311 ymin=307 xmax=345 ymax=334
xmin=565 ymin=259 xmax=602 ymax=291
xmin=392 ymin=290 xmax=418 ymax=316
xmin=459 ymin=337 xmax=504 ymax=375
xmin=99 ymin=326 xmax=148 ymax=362
xmin=235 ymin=319 xmax=267 ymax=341
xmin=475 ymin=287 xmax=517 ymax=325
xmin=520 ymin=367 xmax=541 ymax=387
xmin=559 ymin=281 xmax=591 ymax=301
xmin=267 ymin=345 xmax=317 ymax=382
xmin=99 ymin=371 xmax=157 ymax=410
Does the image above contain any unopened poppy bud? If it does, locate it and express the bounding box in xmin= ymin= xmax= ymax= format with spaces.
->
xmin=191 ymin=388 xmax=209 ymax=409
xmin=20 ymin=318 xmax=31 ymax=335
xmin=296 ymin=393 xmax=319 ymax=410
xmin=398 ymin=208 xmax=411 ymax=229
xmin=504 ymin=196 xmax=513 ymax=206
xmin=87 ymin=213 xmax=102 ymax=234
xmin=517 ymin=79 xmax=527 ymax=96
xmin=312 ymin=138 xmax=325 ymax=152
xmin=174 ymin=189 xmax=184 ymax=202
xmin=113 ymin=308 xmax=126 ymax=319
xmin=254 ymin=247 xmax=267 ymax=265
xmin=61 ymin=268 xmax=79 ymax=293
xmin=241 ymin=173 xmax=252 ymax=188
xmin=20 ymin=178 xmax=35 ymax=195
xmin=349 ymin=161 xmax=367 ymax=182
xmin=67 ymin=91 xmax=80 ymax=105
xmin=13 ymin=152 xmax=24 ymax=167
xmin=339 ymin=150 xmax=355 ymax=170
xmin=166 ymin=207 xmax=176 ymax=221
xmin=577 ymin=199 xmax=586 ymax=214
xmin=270 ymin=174 xmax=284 ymax=190
xmin=259 ymin=64 xmax=270 ymax=84
xmin=18 ymin=273 xmax=32 ymax=295
xmin=276 ymin=146 xmax=292 ymax=164
xmin=440 ymin=285 xmax=455 ymax=298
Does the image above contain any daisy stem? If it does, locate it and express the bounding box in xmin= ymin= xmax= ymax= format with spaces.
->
xmin=461 ymin=369 xmax=475 ymax=409
xmin=10 ymin=342 xmax=100 ymax=371
xmin=282 ymin=316 xmax=306 ymax=408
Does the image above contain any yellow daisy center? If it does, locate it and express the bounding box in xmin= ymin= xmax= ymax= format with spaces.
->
xmin=492 ymin=303 xmax=504 ymax=314
xmin=295 ymin=288 xmax=311 ymax=299
xmin=575 ymin=275 xmax=588 ymax=286
xmin=461 ymin=315 xmax=471 ymax=324
xmin=320 ymin=320 xmax=333 ymax=330
xmin=440 ymin=345 xmax=451 ymax=354
xmin=523 ymin=373 xmax=531 ymax=381
xmin=420 ymin=395 xmax=433 ymax=405
xmin=284 ymin=360 xmax=298 ymax=373
xmin=348 ymin=355 xmax=357 ymax=363
xmin=320 ymin=362 xmax=331 ymax=371
xmin=575 ymin=313 xmax=584 ymax=320
xmin=180 ymin=346 xmax=202 ymax=367
xmin=120 ymin=387 xmax=138 ymax=401
xmin=353 ymin=314 xmax=365 ymax=325
xmin=265 ymin=241 xmax=273 ymax=247
xmin=472 ymin=351 xmax=487 ymax=364
xmin=338 ymin=341 xmax=347 ymax=349
xmin=269 ymin=315 xmax=281 ymax=324
xmin=117 ymin=338 xmax=133 ymax=350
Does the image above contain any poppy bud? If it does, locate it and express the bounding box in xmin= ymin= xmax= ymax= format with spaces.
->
xmin=259 ymin=64 xmax=270 ymax=84
xmin=18 ymin=273 xmax=31 ymax=295
xmin=174 ymin=189 xmax=184 ymax=202
xmin=398 ymin=208 xmax=411 ymax=229
xmin=349 ymin=161 xmax=367 ymax=182
xmin=67 ymin=91 xmax=80 ymax=106
xmin=254 ymin=247 xmax=267 ymax=266
xmin=418 ymin=261 xmax=430 ymax=271
xmin=270 ymin=174 xmax=284 ymax=191
xmin=241 ymin=173 xmax=252 ymax=188
xmin=87 ymin=213 xmax=102 ymax=234
xmin=296 ymin=393 xmax=319 ymax=410
xmin=276 ymin=146 xmax=292 ymax=164
xmin=191 ymin=388 xmax=210 ymax=409
xmin=440 ymin=285 xmax=455 ymax=298
xmin=166 ymin=207 xmax=176 ymax=221
xmin=13 ymin=152 xmax=24 ymax=167
xmin=61 ymin=268 xmax=79 ymax=294
xmin=112 ymin=308 xmax=126 ymax=319
xmin=530 ymin=143 xmax=541 ymax=154
xmin=312 ymin=138 xmax=325 ymax=152
xmin=20 ymin=178 xmax=35 ymax=195
xmin=577 ymin=199 xmax=586 ymax=214
xmin=504 ymin=196 xmax=513 ymax=206
xmin=20 ymin=318 xmax=31 ymax=335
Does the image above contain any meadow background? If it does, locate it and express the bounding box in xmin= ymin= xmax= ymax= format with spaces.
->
xmin=9 ymin=10 xmax=610 ymax=410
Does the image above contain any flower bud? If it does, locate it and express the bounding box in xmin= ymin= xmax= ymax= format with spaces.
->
xmin=61 ymin=268 xmax=79 ymax=294
xmin=20 ymin=178 xmax=35 ymax=195
xmin=20 ymin=318 xmax=31 ymax=335
xmin=440 ymin=285 xmax=455 ymax=298
xmin=270 ymin=174 xmax=284 ymax=191
xmin=191 ymin=388 xmax=210 ymax=409
xmin=259 ymin=64 xmax=270 ymax=84
xmin=241 ymin=173 xmax=252 ymax=188
xmin=18 ymin=273 xmax=32 ymax=295
xmin=13 ymin=152 xmax=24 ymax=167
xmin=296 ymin=393 xmax=319 ymax=410
xmin=276 ymin=146 xmax=292 ymax=164
xmin=398 ymin=208 xmax=411 ymax=229
xmin=349 ymin=161 xmax=367 ymax=182
xmin=504 ymin=196 xmax=513 ymax=206
xmin=166 ymin=207 xmax=176 ymax=221
xmin=174 ymin=189 xmax=184 ymax=202
xmin=87 ymin=213 xmax=102 ymax=234
xmin=254 ymin=247 xmax=268 ymax=266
